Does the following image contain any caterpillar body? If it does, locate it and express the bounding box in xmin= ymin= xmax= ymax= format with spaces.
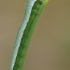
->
xmin=10 ymin=0 xmax=48 ymax=70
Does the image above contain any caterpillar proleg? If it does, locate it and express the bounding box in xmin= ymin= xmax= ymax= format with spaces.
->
xmin=10 ymin=0 xmax=48 ymax=70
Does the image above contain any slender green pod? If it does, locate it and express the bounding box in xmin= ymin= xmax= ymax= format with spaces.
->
xmin=10 ymin=0 xmax=48 ymax=70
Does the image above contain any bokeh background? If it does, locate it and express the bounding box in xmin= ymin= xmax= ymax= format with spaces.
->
xmin=0 ymin=0 xmax=70 ymax=70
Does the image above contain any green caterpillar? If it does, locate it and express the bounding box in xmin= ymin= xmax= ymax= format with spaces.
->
xmin=10 ymin=0 xmax=48 ymax=70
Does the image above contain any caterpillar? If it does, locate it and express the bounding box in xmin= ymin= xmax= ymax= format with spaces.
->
xmin=10 ymin=0 xmax=48 ymax=70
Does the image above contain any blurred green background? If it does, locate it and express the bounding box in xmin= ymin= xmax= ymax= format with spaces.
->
xmin=0 ymin=0 xmax=70 ymax=70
